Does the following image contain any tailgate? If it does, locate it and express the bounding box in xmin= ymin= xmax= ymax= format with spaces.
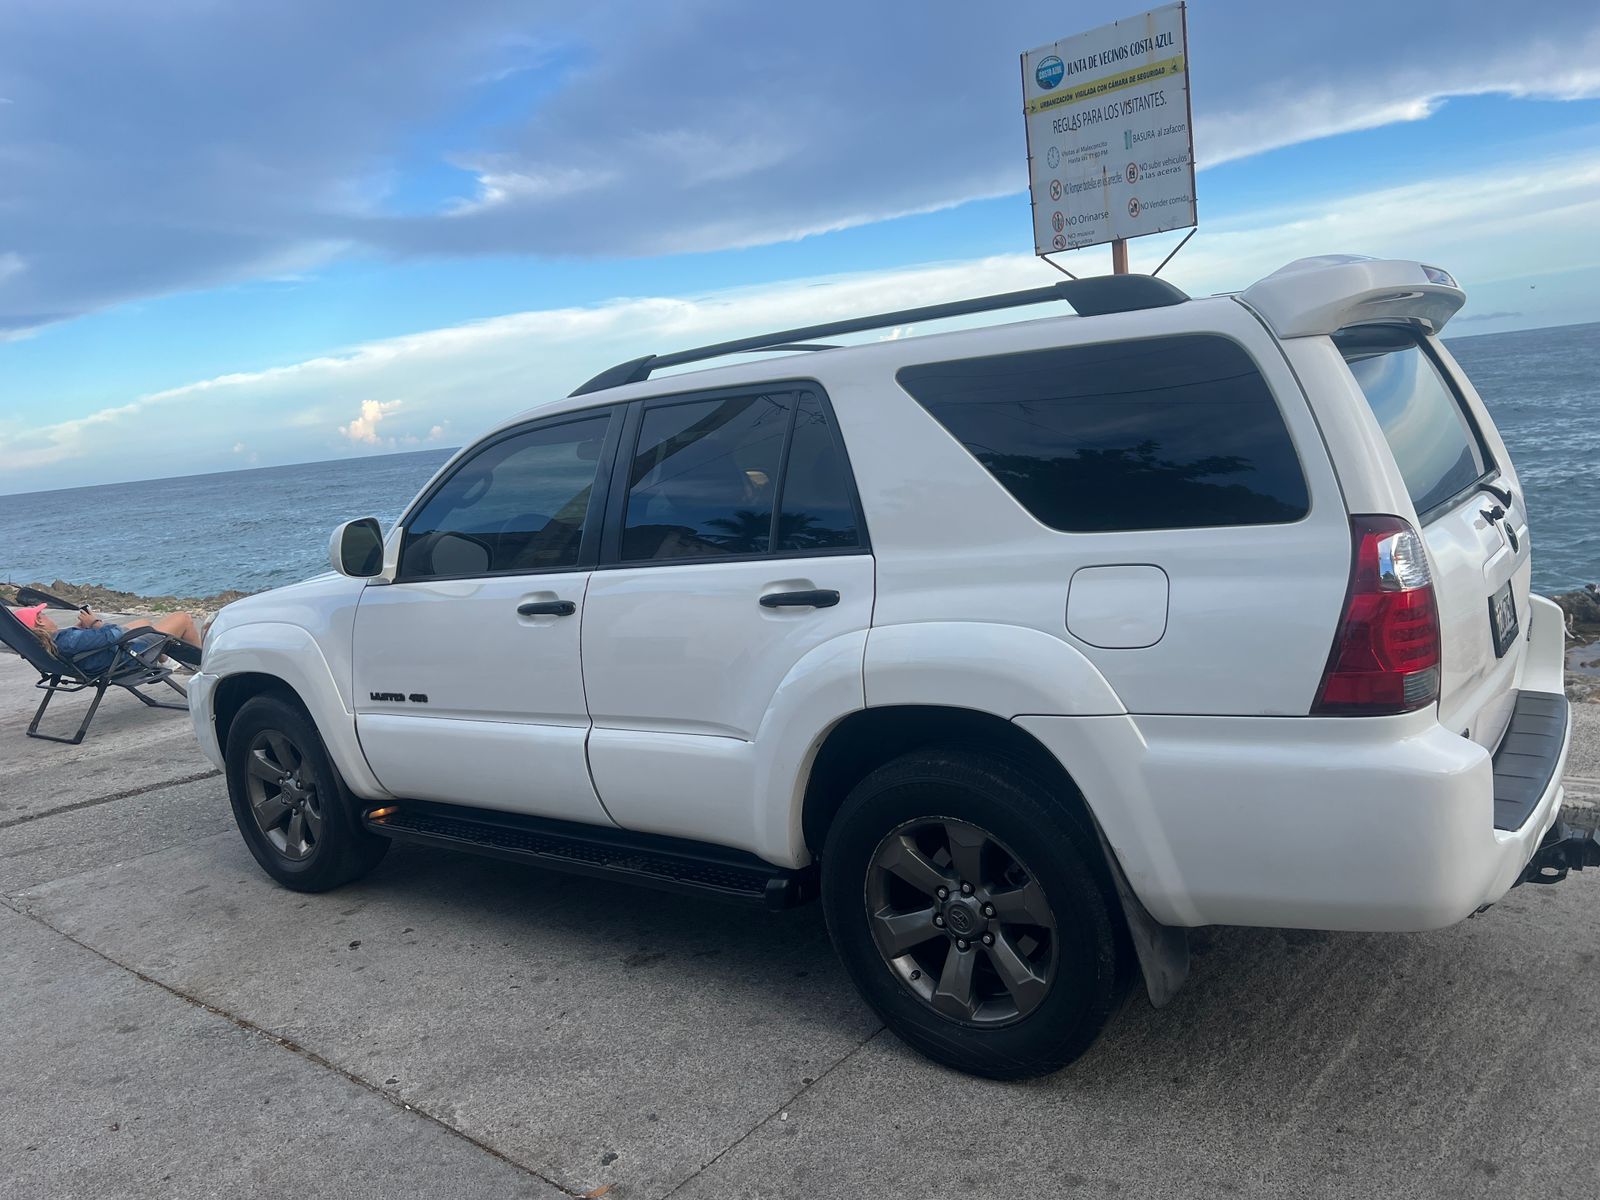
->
xmin=1335 ymin=327 xmax=1530 ymax=750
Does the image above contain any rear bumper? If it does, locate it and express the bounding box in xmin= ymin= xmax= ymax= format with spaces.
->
xmin=1016 ymin=595 xmax=1573 ymax=933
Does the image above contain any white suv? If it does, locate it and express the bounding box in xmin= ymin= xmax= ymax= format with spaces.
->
xmin=191 ymin=256 xmax=1584 ymax=1078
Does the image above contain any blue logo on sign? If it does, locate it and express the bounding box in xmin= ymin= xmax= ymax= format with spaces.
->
xmin=1035 ymin=55 xmax=1064 ymax=90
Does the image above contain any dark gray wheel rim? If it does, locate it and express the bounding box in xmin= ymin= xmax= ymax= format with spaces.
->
xmin=244 ymin=729 xmax=323 ymax=862
xmin=866 ymin=818 xmax=1057 ymax=1026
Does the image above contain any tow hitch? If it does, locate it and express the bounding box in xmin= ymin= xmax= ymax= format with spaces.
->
xmin=1518 ymin=820 xmax=1600 ymax=886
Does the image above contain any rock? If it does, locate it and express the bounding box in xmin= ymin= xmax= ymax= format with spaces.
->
xmin=1567 ymin=676 xmax=1600 ymax=705
xmin=1552 ymin=587 xmax=1600 ymax=642
xmin=3 ymin=579 xmax=255 ymax=624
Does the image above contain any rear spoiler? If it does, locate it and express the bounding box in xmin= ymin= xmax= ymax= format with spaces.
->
xmin=1238 ymin=256 xmax=1467 ymax=339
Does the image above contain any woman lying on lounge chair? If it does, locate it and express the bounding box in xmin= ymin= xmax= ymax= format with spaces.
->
xmin=16 ymin=604 xmax=202 ymax=672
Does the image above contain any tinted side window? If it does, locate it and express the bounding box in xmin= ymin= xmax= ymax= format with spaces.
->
xmin=622 ymin=393 xmax=791 ymax=561
xmin=1336 ymin=329 xmax=1491 ymax=519
xmin=776 ymin=394 xmax=862 ymax=551
xmin=896 ymin=335 xmax=1309 ymax=532
xmin=401 ymin=412 xmax=610 ymax=577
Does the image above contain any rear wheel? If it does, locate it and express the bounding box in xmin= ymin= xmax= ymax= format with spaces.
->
xmin=224 ymin=695 xmax=388 ymax=892
xmin=822 ymin=749 xmax=1123 ymax=1079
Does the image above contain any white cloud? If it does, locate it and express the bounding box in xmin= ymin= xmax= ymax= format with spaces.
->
xmin=1 ymin=2 xmax=1598 ymax=330
xmin=4 ymin=144 xmax=1599 ymax=493
xmin=338 ymin=399 xmax=404 ymax=445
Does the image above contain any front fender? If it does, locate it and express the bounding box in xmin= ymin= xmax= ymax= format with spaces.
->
xmin=200 ymin=621 xmax=392 ymax=800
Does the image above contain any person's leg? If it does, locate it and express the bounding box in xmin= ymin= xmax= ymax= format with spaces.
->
xmin=148 ymin=611 xmax=202 ymax=647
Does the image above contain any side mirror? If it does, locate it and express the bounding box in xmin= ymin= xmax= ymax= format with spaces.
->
xmin=329 ymin=517 xmax=384 ymax=578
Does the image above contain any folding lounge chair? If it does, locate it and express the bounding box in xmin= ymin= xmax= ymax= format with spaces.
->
xmin=0 ymin=605 xmax=196 ymax=745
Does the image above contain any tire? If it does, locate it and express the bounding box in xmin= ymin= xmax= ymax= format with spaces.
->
xmin=224 ymin=694 xmax=389 ymax=893
xmin=821 ymin=748 xmax=1124 ymax=1079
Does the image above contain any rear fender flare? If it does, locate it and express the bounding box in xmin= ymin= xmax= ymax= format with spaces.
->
xmin=864 ymin=622 xmax=1126 ymax=717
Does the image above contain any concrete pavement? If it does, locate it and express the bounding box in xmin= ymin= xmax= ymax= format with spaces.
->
xmin=3 ymin=646 xmax=1599 ymax=1199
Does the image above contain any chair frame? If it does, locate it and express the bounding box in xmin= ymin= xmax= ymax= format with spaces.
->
xmin=2 ymin=606 xmax=192 ymax=745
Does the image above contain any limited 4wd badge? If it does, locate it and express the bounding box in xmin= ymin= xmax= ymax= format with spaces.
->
xmin=369 ymin=691 xmax=429 ymax=703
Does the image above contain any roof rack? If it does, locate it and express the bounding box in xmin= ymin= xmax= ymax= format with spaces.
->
xmin=570 ymin=273 xmax=1188 ymax=396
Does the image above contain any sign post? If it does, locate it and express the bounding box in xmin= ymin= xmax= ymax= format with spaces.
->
xmin=1021 ymin=3 xmax=1196 ymax=274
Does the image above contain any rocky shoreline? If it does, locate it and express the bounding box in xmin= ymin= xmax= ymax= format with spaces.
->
xmin=6 ymin=577 xmax=1599 ymax=702
xmin=1558 ymin=586 xmax=1600 ymax=704
xmin=2 ymin=579 xmax=253 ymax=628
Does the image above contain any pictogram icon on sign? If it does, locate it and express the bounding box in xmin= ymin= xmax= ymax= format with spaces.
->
xmin=1048 ymin=179 xmax=1062 ymax=201
xmin=1046 ymin=146 xmax=1061 ymax=169
xmin=1051 ymin=233 xmax=1067 ymax=250
xmin=1125 ymin=162 xmax=1139 ymax=185
xmin=1051 ymin=211 xmax=1065 ymax=232
xmin=1127 ymin=196 xmax=1141 ymax=218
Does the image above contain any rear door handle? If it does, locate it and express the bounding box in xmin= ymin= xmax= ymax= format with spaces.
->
xmin=760 ymin=589 xmax=840 ymax=609
xmin=517 ymin=600 xmax=576 ymax=616
xmin=1480 ymin=505 xmax=1521 ymax=553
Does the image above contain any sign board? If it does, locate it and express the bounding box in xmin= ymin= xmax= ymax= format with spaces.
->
xmin=1021 ymin=3 xmax=1196 ymax=256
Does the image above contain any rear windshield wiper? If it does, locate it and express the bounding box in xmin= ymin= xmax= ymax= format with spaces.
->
xmin=1480 ymin=480 xmax=1513 ymax=509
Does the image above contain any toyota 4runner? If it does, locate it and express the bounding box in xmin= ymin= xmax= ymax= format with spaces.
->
xmin=190 ymin=256 xmax=1588 ymax=1078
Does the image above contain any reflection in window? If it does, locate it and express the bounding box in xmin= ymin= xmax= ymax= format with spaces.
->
xmin=1337 ymin=330 xmax=1490 ymax=518
xmin=623 ymin=394 xmax=791 ymax=560
xmin=897 ymin=335 xmax=1309 ymax=532
xmin=401 ymin=413 xmax=610 ymax=577
xmin=776 ymin=394 xmax=861 ymax=551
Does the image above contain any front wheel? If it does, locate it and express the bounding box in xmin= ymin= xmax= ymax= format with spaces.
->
xmin=224 ymin=694 xmax=389 ymax=892
xmin=821 ymin=749 xmax=1124 ymax=1079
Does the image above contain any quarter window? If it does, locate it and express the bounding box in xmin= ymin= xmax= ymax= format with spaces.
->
xmin=896 ymin=335 xmax=1310 ymax=532
xmin=401 ymin=412 xmax=611 ymax=578
xmin=1336 ymin=328 xmax=1492 ymax=520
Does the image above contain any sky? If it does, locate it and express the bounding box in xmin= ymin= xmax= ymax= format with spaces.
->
xmin=2 ymin=0 xmax=1599 ymax=495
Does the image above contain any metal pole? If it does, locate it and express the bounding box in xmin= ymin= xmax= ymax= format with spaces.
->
xmin=1111 ymin=239 xmax=1129 ymax=275
xmin=1040 ymin=254 xmax=1078 ymax=280
xmin=1151 ymin=228 xmax=1196 ymax=278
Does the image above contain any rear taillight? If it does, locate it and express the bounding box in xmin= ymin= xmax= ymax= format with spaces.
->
xmin=1312 ymin=515 xmax=1440 ymax=715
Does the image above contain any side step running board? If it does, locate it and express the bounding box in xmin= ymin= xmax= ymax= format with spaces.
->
xmin=363 ymin=801 xmax=816 ymax=909
xmin=1518 ymin=820 xmax=1600 ymax=886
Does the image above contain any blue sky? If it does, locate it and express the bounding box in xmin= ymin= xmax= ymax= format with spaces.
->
xmin=2 ymin=0 xmax=1599 ymax=493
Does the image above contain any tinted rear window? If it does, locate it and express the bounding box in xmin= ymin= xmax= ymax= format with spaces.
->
xmin=896 ymin=335 xmax=1309 ymax=532
xmin=1336 ymin=328 xmax=1492 ymax=519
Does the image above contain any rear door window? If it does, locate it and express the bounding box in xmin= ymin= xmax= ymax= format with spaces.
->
xmin=616 ymin=388 xmax=865 ymax=563
xmin=895 ymin=334 xmax=1309 ymax=532
xmin=1335 ymin=327 xmax=1493 ymax=521
xmin=621 ymin=393 xmax=793 ymax=561
xmin=775 ymin=393 xmax=863 ymax=552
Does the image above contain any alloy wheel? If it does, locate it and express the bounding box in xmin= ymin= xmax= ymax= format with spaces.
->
xmin=865 ymin=817 xmax=1057 ymax=1026
xmin=243 ymin=728 xmax=324 ymax=862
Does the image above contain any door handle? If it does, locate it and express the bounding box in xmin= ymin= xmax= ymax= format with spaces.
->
xmin=760 ymin=589 xmax=840 ymax=609
xmin=517 ymin=600 xmax=576 ymax=617
xmin=1480 ymin=505 xmax=1520 ymax=553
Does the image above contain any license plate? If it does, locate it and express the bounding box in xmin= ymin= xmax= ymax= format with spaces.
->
xmin=1488 ymin=581 xmax=1519 ymax=658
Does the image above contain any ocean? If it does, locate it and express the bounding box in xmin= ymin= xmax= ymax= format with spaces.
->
xmin=4 ymin=321 xmax=1596 ymax=598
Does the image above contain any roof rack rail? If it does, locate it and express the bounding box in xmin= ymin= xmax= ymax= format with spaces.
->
xmin=570 ymin=273 xmax=1188 ymax=396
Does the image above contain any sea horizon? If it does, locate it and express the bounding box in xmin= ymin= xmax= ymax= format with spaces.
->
xmin=5 ymin=319 xmax=1596 ymax=599
xmin=6 ymin=315 xmax=1598 ymax=502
